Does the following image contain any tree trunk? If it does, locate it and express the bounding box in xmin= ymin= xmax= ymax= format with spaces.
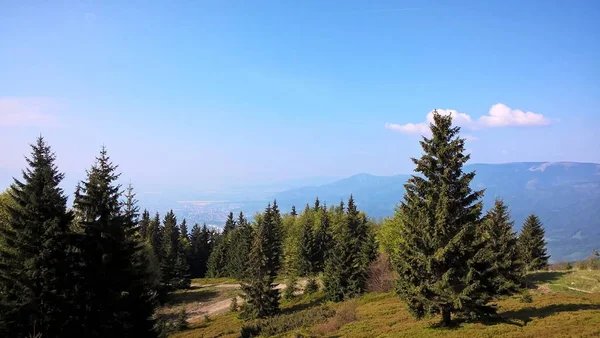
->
xmin=441 ymin=307 xmax=451 ymax=326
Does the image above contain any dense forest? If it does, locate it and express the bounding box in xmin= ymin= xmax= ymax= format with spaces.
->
xmin=0 ymin=111 xmax=554 ymax=337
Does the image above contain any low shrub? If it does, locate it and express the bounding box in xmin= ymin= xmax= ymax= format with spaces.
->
xmin=240 ymin=305 xmax=335 ymax=337
xmin=366 ymin=253 xmax=396 ymax=293
xmin=314 ymin=300 xmax=358 ymax=335
xmin=305 ymin=277 xmax=319 ymax=294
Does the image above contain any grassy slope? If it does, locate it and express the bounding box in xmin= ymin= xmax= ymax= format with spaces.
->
xmin=170 ymin=271 xmax=600 ymax=338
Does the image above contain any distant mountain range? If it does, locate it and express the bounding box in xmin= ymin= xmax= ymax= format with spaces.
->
xmin=2 ymin=162 xmax=599 ymax=262
xmin=273 ymin=162 xmax=600 ymax=263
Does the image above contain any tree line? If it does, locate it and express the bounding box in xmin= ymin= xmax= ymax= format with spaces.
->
xmin=0 ymin=111 xmax=552 ymax=336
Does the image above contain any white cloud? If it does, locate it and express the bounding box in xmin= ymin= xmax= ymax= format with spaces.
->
xmin=384 ymin=122 xmax=429 ymax=135
xmin=478 ymin=103 xmax=549 ymax=127
xmin=464 ymin=134 xmax=478 ymax=141
xmin=0 ymin=97 xmax=62 ymax=127
xmin=385 ymin=103 xmax=549 ymax=136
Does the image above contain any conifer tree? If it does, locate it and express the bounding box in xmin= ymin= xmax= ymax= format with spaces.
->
xmin=240 ymin=204 xmax=280 ymax=319
xmin=161 ymin=210 xmax=181 ymax=290
xmin=188 ymin=223 xmax=204 ymax=278
xmin=0 ymin=137 xmax=77 ymax=337
xmin=207 ymin=234 xmax=227 ymax=278
xmin=223 ymin=212 xmax=236 ymax=234
xmin=323 ymin=196 xmax=375 ymax=301
xmin=139 ymin=210 xmax=151 ymax=240
xmin=290 ymin=205 xmax=297 ymax=217
xmin=393 ymin=111 xmax=488 ymax=326
xmin=313 ymin=205 xmax=332 ymax=273
xmin=226 ymin=212 xmax=254 ymax=279
xmin=147 ymin=213 xmax=162 ymax=260
xmin=478 ymin=200 xmax=523 ymax=296
xmin=298 ymin=206 xmax=316 ymax=276
xmin=174 ymin=219 xmax=191 ymax=289
xmin=518 ymin=214 xmax=549 ymax=272
xmin=72 ymin=146 xmax=156 ymax=336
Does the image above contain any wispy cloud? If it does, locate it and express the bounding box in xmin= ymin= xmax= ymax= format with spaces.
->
xmin=0 ymin=97 xmax=62 ymax=127
xmin=385 ymin=103 xmax=550 ymax=136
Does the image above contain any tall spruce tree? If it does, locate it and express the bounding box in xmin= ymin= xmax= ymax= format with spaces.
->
xmin=146 ymin=213 xmax=162 ymax=260
xmin=206 ymin=233 xmax=227 ymax=278
xmin=0 ymin=137 xmax=77 ymax=337
xmin=207 ymin=213 xmax=236 ymax=278
xmin=393 ymin=111 xmax=489 ymax=326
xmin=298 ymin=206 xmax=316 ymax=276
xmin=139 ymin=209 xmax=151 ymax=240
xmin=478 ymin=199 xmax=523 ymax=296
xmin=240 ymin=204 xmax=280 ymax=319
xmin=72 ymin=146 xmax=156 ymax=336
xmin=226 ymin=212 xmax=254 ymax=279
xmin=313 ymin=205 xmax=332 ymax=273
xmin=189 ymin=223 xmax=206 ymax=278
xmin=518 ymin=214 xmax=549 ymax=272
xmin=160 ymin=210 xmax=182 ymax=290
xmin=323 ymin=196 xmax=376 ymax=301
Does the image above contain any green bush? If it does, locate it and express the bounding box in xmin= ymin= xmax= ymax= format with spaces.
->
xmin=519 ymin=290 xmax=533 ymax=304
xmin=305 ymin=278 xmax=319 ymax=294
xmin=240 ymin=305 xmax=335 ymax=337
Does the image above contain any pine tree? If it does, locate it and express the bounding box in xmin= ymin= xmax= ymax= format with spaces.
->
xmin=223 ymin=212 xmax=236 ymax=234
xmin=393 ymin=111 xmax=488 ymax=326
xmin=139 ymin=210 xmax=151 ymax=240
xmin=72 ymin=146 xmax=156 ymax=336
xmin=0 ymin=136 xmax=77 ymax=337
xmin=226 ymin=212 xmax=254 ymax=279
xmin=298 ymin=206 xmax=316 ymax=276
xmin=188 ymin=223 xmax=204 ymax=278
xmin=290 ymin=205 xmax=297 ymax=217
xmin=323 ymin=196 xmax=376 ymax=302
xmin=161 ymin=210 xmax=182 ymax=290
xmin=313 ymin=205 xmax=332 ymax=273
xmin=518 ymin=214 xmax=549 ymax=272
xmin=240 ymin=204 xmax=280 ymax=319
xmin=478 ymin=199 xmax=523 ymax=297
xmin=147 ymin=213 xmax=162 ymax=261
xmin=174 ymin=219 xmax=191 ymax=289
xmin=206 ymin=233 xmax=227 ymax=278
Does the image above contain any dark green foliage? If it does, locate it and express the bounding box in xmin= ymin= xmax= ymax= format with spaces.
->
xmin=298 ymin=205 xmax=317 ymax=276
xmin=240 ymin=203 xmax=281 ymax=319
xmin=139 ymin=210 xmax=151 ymax=241
xmin=323 ymin=196 xmax=376 ymax=302
xmin=240 ymin=305 xmax=335 ymax=337
xmin=175 ymin=308 xmax=189 ymax=331
xmin=518 ymin=214 xmax=550 ymax=272
xmin=159 ymin=211 xmax=190 ymax=290
xmin=223 ymin=211 xmax=236 ymax=235
xmin=282 ymin=274 xmax=298 ymax=300
xmin=478 ymin=199 xmax=523 ymax=296
xmin=0 ymin=137 xmax=77 ymax=337
xmin=305 ymin=277 xmax=319 ymax=294
xmin=160 ymin=210 xmax=179 ymax=289
xmin=189 ymin=223 xmax=211 ymax=278
xmin=290 ymin=205 xmax=297 ymax=217
xmin=393 ymin=111 xmax=488 ymax=326
xmin=147 ymin=212 xmax=162 ymax=259
xmin=226 ymin=212 xmax=254 ymax=279
xmin=72 ymin=146 xmax=157 ymax=337
xmin=207 ymin=213 xmax=237 ymax=278
xmin=230 ymin=296 xmax=239 ymax=312
xmin=313 ymin=205 xmax=332 ymax=273
xmin=206 ymin=234 xmax=227 ymax=278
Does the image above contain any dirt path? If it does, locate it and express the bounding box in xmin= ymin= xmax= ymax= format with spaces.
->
xmin=187 ymin=280 xmax=308 ymax=323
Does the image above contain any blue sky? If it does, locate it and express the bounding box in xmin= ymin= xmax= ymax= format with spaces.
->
xmin=1 ymin=0 xmax=599 ymax=191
